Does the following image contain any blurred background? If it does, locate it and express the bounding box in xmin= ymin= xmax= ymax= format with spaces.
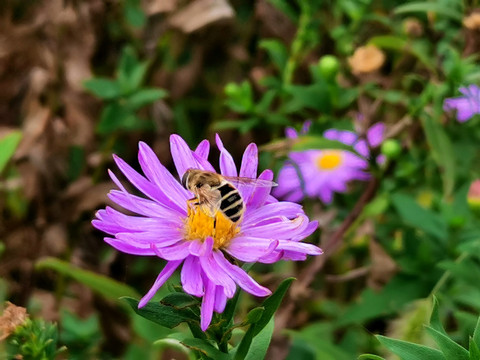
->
xmin=1 ymin=0 xmax=480 ymax=359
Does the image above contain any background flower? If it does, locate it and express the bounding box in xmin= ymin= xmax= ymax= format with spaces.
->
xmin=92 ymin=135 xmax=321 ymax=330
xmin=444 ymin=85 xmax=480 ymax=122
xmin=274 ymin=123 xmax=384 ymax=203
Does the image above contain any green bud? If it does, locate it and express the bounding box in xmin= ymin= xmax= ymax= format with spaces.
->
xmin=381 ymin=139 xmax=402 ymax=159
xmin=224 ymin=83 xmax=239 ymax=97
xmin=318 ymin=55 xmax=340 ymax=80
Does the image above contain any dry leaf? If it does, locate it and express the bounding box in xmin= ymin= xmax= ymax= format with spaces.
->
xmin=0 ymin=302 xmax=28 ymax=341
xmin=368 ymin=239 xmax=398 ymax=290
xmin=169 ymin=0 xmax=234 ymax=33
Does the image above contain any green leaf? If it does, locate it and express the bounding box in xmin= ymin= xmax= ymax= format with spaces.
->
xmin=426 ymin=326 xmax=469 ymax=360
xmin=472 ymin=314 xmax=480 ymax=349
xmin=246 ymin=307 xmax=265 ymax=325
xmin=421 ymin=115 xmax=456 ymax=199
xmin=83 ymin=78 xmax=121 ymax=99
xmin=394 ymin=2 xmax=463 ymax=22
xmin=126 ymin=88 xmax=168 ymax=110
xmin=369 ymin=35 xmax=407 ymax=52
xmin=0 ymin=131 xmax=22 ymax=174
xmin=284 ymin=84 xmax=331 ymax=113
xmin=376 ymin=335 xmax=446 ymax=360
xmin=244 ymin=317 xmax=274 ymax=360
xmin=259 ymin=39 xmax=288 ymax=71
xmin=358 ymin=355 xmax=386 ymax=360
xmin=180 ymin=338 xmax=229 ymax=360
xmin=391 ymin=193 xmax=448 ymax=241
xmin=122 ymin=296 xmax=199 ymax=329
xmin=35 ymin=257 xmax=139 ymax=300
xmin=234 ymin=278 xmax=294 ymax=360
xmin=470 ymin=338 xmax=480 ymax=360
xmin=292 ymin=136 xmax=358 ymax=154
xmin=124 ymin=0 xmax=146 ymax=27
xmin=430 ymin=296 xmax=447 ymax=336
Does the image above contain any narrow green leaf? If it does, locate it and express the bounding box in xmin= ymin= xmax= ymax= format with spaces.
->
xmin=358 ymin=355 xmax=386 ymax=360
xmin=0 ymin=131 xmax=22 ymax=174
xmin=122 ymin=296 xmax=199 ymax=329
xmin=245 ymin=317 xmax=274 ymax=360
xmin=246 ymin=307 xmax=265 ymax=325
xmin=391 ymin=193 xmax=448 ymax=241
xmin=473 ymin=316 xmax=480 ymax=349
xmin=430 ymin=296 xmax=447 ymax=335
xmin=394 ymin=2 xmax=463 ymax=22
xmin=259 ymin=39 xmax=288 ymax=71
xmin=180 ymin=338 xmax=229 ymax=360
xmin=369 ymin=35 xmax=407 ymax=52
xmin=470 ymin=338 xmax=480 ymax=360
xmin=83 ymin=78 xmax=121 ymax=99
xmin=426 ymin=326 xmax=469 ymax=360
xmin=234 ymin=278 xmax=294 ymax=360
xmin=36 ymin=257 xmax=139 ymax=300
xmin=421 ymin=115 xmax=456 ymax=199
xmin=253 ymin=277 xmax=294 ymax=337
xmin=376 ymin=335 xmax=446 ymax=360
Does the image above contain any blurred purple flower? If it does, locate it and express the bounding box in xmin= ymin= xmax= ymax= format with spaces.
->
xmin=92 ymin=135 xmax=321 ymax=331
xmin=444 ymin=85 xmax=480 ymax=122
xmin=274 ymin=123 xmax=384 ymax=204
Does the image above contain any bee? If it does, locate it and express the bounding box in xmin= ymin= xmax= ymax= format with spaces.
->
xmin=181 ymin=169 xmax=276 ymax=224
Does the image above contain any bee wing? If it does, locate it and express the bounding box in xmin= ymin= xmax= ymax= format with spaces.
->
xmin=196 ymin=186 xmax=222 ymax=217
xmin=222 ymin=175 xmax=278 ymax=188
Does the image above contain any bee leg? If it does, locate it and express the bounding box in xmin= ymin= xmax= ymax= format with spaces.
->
xmin=187 ymin=198 xmax=200 ymax=208
xmin=213 ymin=218 xmax=217 ymax=237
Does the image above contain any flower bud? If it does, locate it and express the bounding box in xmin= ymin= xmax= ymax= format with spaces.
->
xmin=381 ymin=139 xmax=401 ymax=159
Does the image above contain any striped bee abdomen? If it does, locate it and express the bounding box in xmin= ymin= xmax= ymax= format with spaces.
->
xmin=217 ymin=183 xmax=244 ymax=223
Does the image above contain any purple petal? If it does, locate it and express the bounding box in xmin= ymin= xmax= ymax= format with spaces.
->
xmin=200 ymin=276 xmax=216 ymax=331
xmin=324 ymin=129 xmax=357 ymax=145
xmin=138 ymin=260 xmax=183 ymax=307
xmin=195 ymin=140 xmax=210 ymax=159
xmin=151 ymin=241 xmax=191 ymax=260
xmin=285 ymin=127 xmax=298 ymax=138
xmin=214 ymin=286 xmax=228 ymax=313
xmin=104 ymin=238 xmax=156 ymax=255
xmin=243 ymin=202 xmax=304 ymax=227
xmin=199 ymin=247 xmax=237 ymax=297
xmin=212 ymin=251 xmax=271 ymax=297
xmin=301 ymin=120 xmax=312 ymax=134
xmin=108 ymin=189 xmax=179 ymax=218
xmin=242 ymin=214 xmax=309 ymax=239
xmin=181 ymin=256 xmax=204 ymax=297
xmin=170 ymin=134 xmax=202 ymax=179
xmin=245 ymin=169 xmax=274 ymax=210
xmin=276 ymin=240 xmax=322 ymax=255
xmin=113 ymin=155 xmax=176 ymax=209
xmin=216 ymin=134 xmax=237 ymax=177
xmin=367 ymin=123 xmax=385 ymax=148
xmin=238 ymin=143 xmax=259 ymax=202
xmin=116 ymin=230 xmax=183 ymax=247
xmin=138 ymin=142 xmax=190 ymax=211
xmin=226 ymin=237 xmax=278 ymax=262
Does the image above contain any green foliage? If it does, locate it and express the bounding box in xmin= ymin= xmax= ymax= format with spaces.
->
xmin=36 ymin=257 xmax=140 ymax=301
xmin=6 ymin=318 xmax=66 ymax=360
xmin=361 ymin=298 xmax=480 ymax=360
xmin=0 ymin=131 xmax=22 ymax=174
xmin=84 ymin=46 xmax=167 ymax=135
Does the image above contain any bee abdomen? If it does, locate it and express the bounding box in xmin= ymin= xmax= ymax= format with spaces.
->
xmin=218 ymin=183 xmax=244 ymax=223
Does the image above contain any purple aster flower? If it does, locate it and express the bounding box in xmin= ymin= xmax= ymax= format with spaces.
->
xmin=274 ymin=123 xmax=384 ymax=204
xmin=92 ymin=135 xmax=321 ymax=331
xmin=444 ymin=85 xmax=480 ymax=122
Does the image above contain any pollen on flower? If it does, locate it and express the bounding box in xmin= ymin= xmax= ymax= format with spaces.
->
xmin=184 ymin=204 xmax=240 ymax=249
xmin=316 ymin=151 xmax=343 ymax=170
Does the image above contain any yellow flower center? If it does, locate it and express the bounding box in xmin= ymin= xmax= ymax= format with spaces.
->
xmin=316 ymin=151 xmax=343 ymax=170
xmin=184 ymin=203 xmax=240 ymax=249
